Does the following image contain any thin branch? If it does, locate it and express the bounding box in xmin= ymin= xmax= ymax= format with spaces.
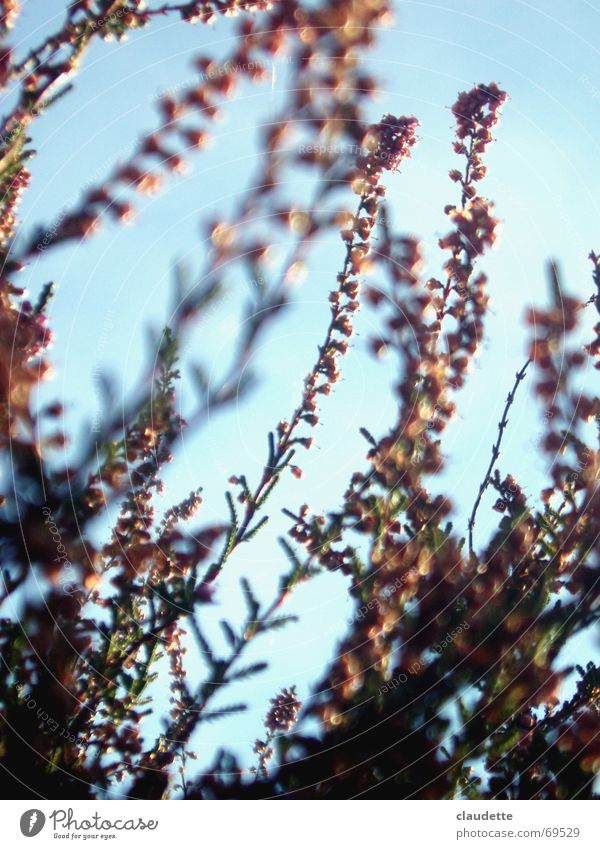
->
xmin=467 ymin=357 xmax=531 ymax=556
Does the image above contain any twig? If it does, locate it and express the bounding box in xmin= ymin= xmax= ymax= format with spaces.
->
xmin=467 ymin=358 xmax=531 ymax=555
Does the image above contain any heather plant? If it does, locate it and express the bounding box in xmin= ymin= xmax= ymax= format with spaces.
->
xmin=0 ymin=0 xmax=598 ymax=801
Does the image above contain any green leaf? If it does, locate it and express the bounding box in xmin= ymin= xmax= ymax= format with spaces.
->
xmin=190 ymin=618 xmax=214 ymax=661
xmin=220 ymin=620 xmax=237 ymax=649
xmin=227 ymin=661 xmax=268 ymax=682
xmin=359 ymin=426 xmax=377 ymax=447
xmin=267 ymin=432 xmax=276 ymax=469
xmin=243 ymin=515 xmax=269 ymax=542
xmin=34 ymin=281 xmax=55 ymax=315
xmin=240 ymin=577 xmax=260 ymax=620
xmin=120 ymin=672 xmax=134 ymax=691
xmin=225 ymin=491 xmax=239 ymax=528
xmin=197 ymin=704 xmax=247 ymax=724
xmin=278 ymin=539 xmax=306 ymax=593
xmin=276 ymin=448 xmax=295 ymax=472
xmin=238 ymin=475 xmax=252 ymax=502
xmin=257 ymin=615 xmax=298 ymax=633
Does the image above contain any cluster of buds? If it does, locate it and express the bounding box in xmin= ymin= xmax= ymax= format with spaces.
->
xmin=452 ymin=82 xmax=507 ymax=154
xmin=178 ymin=0 xmax=271 ymax=24
xmin=252 ymin=686 xmax=301 ymax=778
xmin=440 ymin=199 xmax=499 ymax=261
xmin=67 ymin=0 xmax=267 ymax=28
xmin=436 ymin=83 xmax=506 ymax=310
xmin=286 ymin=503 xmax=361 ymax=576
xmin=0 ymin=166 xmax=29 ymax=246
xmin=0 ymin=275 xmax=53 ymax=445
xmin=526 ymin=261 xmax=599 ymax=493
xmin=352 ymin=114 xmax=419 ymax=200
xmin=259 ymin=115 xmax=420 ymax=483
xmin=265 ymin=686 xmax=302 ymax=734
xmin=491 ymin=473 xmax=527 ymax=515
xmin=252 ymin=737 xmax=274 ymax=775
xmin=86 ymin=333 xmax=184 ymax=588
xmin=161 ymin=489 xmax=203 ymax=533
xmin=361 ymin=114 xmax=420 ymax=181
xmin=554 ymin=706 xmax=600 ymax=775
xmin=418 ymin=83 xmax=507 ymax=401
xmin=165 ymin=622 xmax=189 ymax=719
xmin=0 ymin=0 xmax=19 ymax=34
xmin=21 ymin=47 xmax=263 ymax=256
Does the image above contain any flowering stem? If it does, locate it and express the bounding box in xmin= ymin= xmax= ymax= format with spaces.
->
xmin=203 ymin=189 xmax=375 ymax=583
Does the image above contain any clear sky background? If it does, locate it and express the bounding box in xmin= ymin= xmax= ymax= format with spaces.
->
xmin=6 ymin=1 xmax=600 ymax=776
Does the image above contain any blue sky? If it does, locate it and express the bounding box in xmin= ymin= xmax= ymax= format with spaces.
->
xmin=6 ymin=1 xmax=600 ymax=775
